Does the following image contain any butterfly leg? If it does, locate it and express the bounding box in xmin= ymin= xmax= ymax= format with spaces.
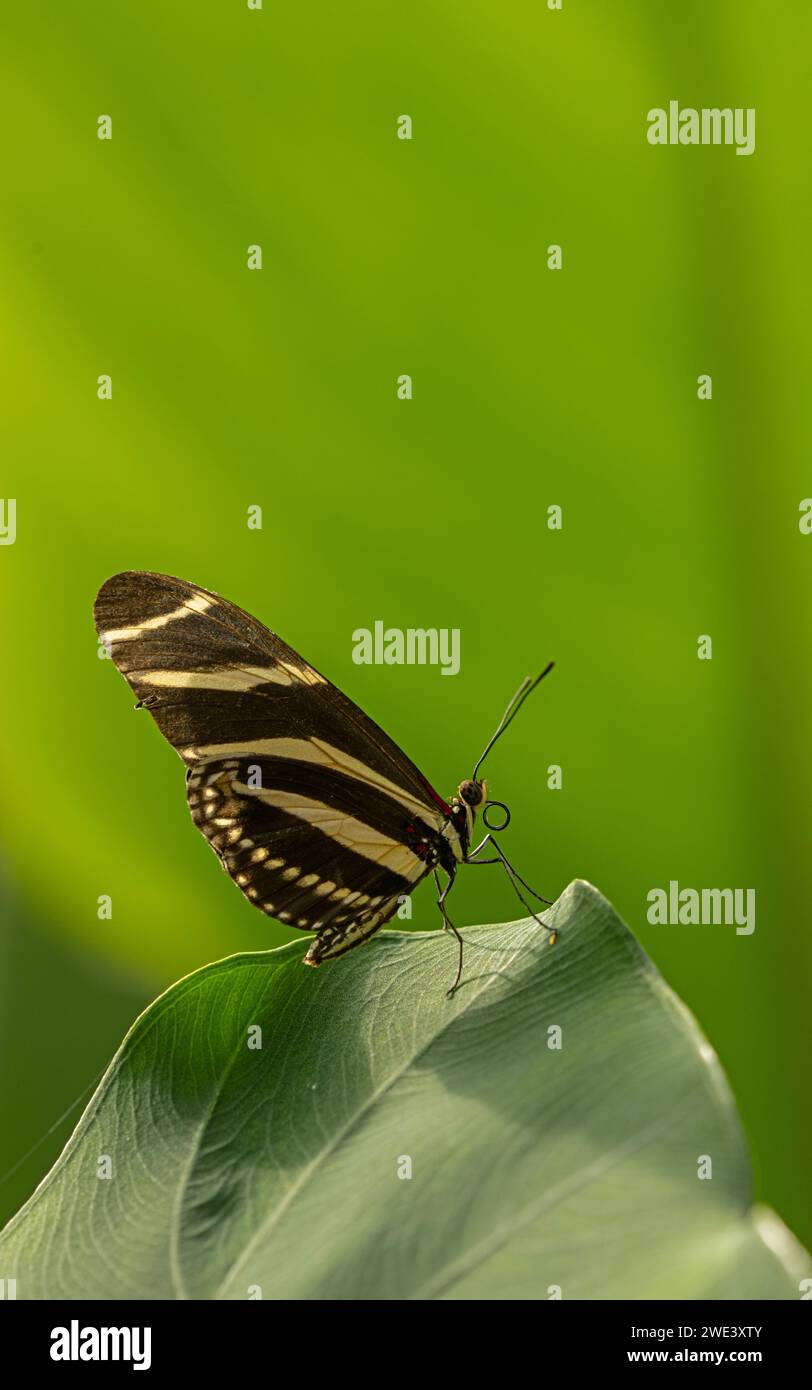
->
xmin=467 ymin=835 xmax=553 ymax=905
xmin=466 ymin=836 xmax=558 ymax=942
xmin=433 ymin=867 xmax=466 ymax=997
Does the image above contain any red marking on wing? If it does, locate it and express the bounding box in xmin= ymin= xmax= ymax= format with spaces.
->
xmin=418 ymin=774 xmax=452 ymax=816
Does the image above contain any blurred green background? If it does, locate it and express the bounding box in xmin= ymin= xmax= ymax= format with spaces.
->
xmin=1 ymin=1 xmax=810 ymax=1258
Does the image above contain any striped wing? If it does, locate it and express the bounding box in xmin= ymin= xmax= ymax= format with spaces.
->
xmin=94 ymin=571 xmax=452 ymax=962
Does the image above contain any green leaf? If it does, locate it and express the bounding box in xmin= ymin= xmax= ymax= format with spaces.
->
xmin=1 ymin=880 xmax=807 ymax=1300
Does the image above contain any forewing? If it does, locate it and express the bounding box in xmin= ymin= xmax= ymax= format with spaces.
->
xmin=94 ymin=571 xmax=449 ymax=806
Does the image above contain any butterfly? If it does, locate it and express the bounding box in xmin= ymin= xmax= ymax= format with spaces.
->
xmin=94 ymin=571 xmax=556 ymax=993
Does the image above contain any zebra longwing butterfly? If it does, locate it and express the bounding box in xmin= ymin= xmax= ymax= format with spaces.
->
xmin=94 ymin=572 xmax=555 ymax=992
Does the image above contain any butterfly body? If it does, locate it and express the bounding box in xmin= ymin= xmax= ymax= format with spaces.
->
xmin=95 ymin=572 xmax=554 ymax=986
xmin=94 ymin=572 xmax=490 ymax=969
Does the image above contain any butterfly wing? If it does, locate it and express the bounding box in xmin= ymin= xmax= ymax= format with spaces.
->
xmin=94 ymin=571 xmax=454 ymax=962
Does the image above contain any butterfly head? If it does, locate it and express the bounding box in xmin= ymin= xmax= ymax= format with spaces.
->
xmin=447 ymin=778 xmax=488 ymax=855
xmin=457 ymin=777 xmax=487 ymax=810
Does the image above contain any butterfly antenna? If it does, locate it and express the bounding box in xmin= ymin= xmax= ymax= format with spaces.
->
xmin=472 ymin=662 xmax=555 ymax=782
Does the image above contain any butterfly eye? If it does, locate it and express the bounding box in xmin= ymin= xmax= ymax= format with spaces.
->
xmin=458 ymin=778 xmax=485 ymax=808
